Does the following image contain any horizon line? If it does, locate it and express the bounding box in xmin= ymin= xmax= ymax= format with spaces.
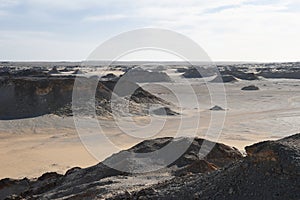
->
xmin=0 ymin=60 xmax=299 ymax=64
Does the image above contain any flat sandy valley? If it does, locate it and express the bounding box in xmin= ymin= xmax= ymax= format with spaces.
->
xmin=1 ymin=76 xmax=299 ymax=179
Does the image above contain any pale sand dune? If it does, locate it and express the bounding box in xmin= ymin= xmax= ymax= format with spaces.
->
xmin=1 ymin=78 xmax=300 ymax=179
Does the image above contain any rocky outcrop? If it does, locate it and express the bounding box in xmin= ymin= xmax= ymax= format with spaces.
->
xmin=102 ymin=73 xmax=118 ymax=80
xmin=122 ymin=68 xmax=171 ymax=82
xmin=125 ymin=134 xmax=300 ymax=200
xmin=182 ymin=68 xmax=203 ymax=78
xmin=72 ymin=69 xmax=84 ymax=75
xmin=0 ymin=137 xmax=242 ymax=199
xmin=182 ymin=67 xmax=216 ymax=78
xmin=0 ymin=76 xmax=168 ymax=119
xmin=47 ymin=66 xmax=60 ymax=75
xmin=259 ymin=71 xmax=300 ymax=79
xmin=118 ymin=137 xmax=242 ymax=171
xmin=1 ymin=134 xmax=299 ymax=199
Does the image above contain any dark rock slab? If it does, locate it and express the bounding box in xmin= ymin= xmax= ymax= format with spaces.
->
xmin=210 ymin=105 xmax=225 ymax=111
xmin=241 ymin=85 xmax=259 ymax=91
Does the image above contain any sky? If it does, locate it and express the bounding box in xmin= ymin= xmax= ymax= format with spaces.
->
xmin=0 ymin=0 xmax=299 ymax=62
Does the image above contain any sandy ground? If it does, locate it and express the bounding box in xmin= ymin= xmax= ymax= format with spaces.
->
xmin=1 ymin=73 xmax=300 ymax=179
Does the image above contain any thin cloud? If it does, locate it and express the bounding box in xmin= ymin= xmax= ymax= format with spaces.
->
xmin=82 ymin=14 xmax=127 ymax=22
xmin=0 ymin=0 xmax=20 ymax=7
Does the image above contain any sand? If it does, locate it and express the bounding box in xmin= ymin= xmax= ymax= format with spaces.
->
xmin=1 ymin=75 xmax=300 ymax=179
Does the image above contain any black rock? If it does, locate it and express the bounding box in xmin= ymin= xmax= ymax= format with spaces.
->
xmin=102 ymin=73 xmax=117 ymax=79
xmin=241 ymin=85 xmax=259 ymax=91
xmin=210 ymin=105 xmax=225 ymax=111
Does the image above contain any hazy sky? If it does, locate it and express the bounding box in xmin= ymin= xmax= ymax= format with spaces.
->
xmin=0 ymin=0 xmax=299 ymax=62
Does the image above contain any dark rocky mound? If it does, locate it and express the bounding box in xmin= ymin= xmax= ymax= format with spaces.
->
xmin=0 ymin=137 xmax=242 ymax=199
xmin=102 ymin=73 xmax=118 ymax=80
xmin=209 ymin=105 xmax=225 ymax=111
xmin=258 ymin=70 xmax=300 ymax=79
xmin=182 ymin=68 xmax=202 ymax=78
xmin=72 ymin=69 xmax=84 ymax=74
xmin=0 ymin=76 xmax=167 ymax=120
xmin=122 ymin=68 xmax=171 ymax=82
xmin=182 ymin=67 xmax=216 ymax=78
xmin=242 ymin=85 xmax=260 ymax=91
xmin=124 ymin=134 xmax=300 ymax=200
xmin=151 ymin=107 xmax=179 ymax=116
xmin=104 ymin=137 xmax=242 ymax=173
xmin=47 ymin=66 xmax=60 ymax=75
xmin=210 ymin=75 xmax=238 ymax=83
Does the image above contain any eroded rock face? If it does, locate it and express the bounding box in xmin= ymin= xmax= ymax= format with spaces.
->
xmin=0 ymin=137 xmax=242 ymax=199
xmin=125 ymin=134 xmax=300 ymax=200
xmin=0 ymin=77 xmax=168 ymax=119
xmin=118 ymin=137 xmax=242 ymax=170
xmin=245 ymin=134 xmax=300 ymax=175
xmin=0 ymin=77 xmax=76 ymax=119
